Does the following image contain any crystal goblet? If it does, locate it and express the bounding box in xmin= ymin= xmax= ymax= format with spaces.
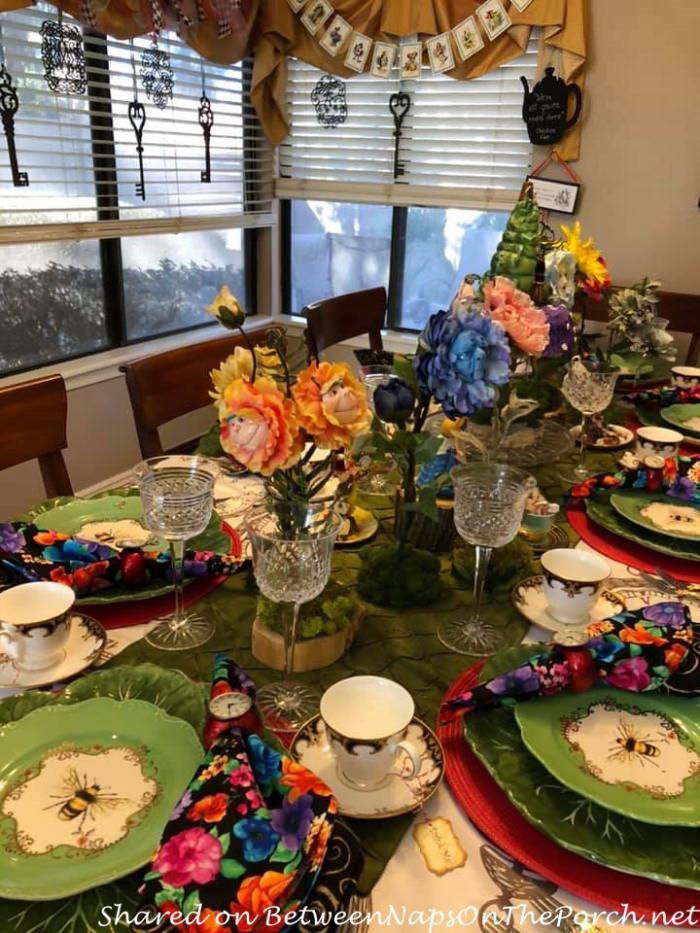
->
xmin=136 ymin=456 xmax=217 ymax=651
xmin=245 ymin=502 xmax=341 ymax=732
xmin=357 ymin=366 xmax=398 ymax=497
xmin=561 ymin=356 xmax=619 ymax=482
xmin=438 ymin=463 xmax=534 ymax=655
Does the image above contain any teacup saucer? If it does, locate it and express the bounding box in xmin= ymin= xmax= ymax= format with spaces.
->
xmin=290 ymin=715 xmax=444 ymax=820
xmin=0 ymin=612 xmax=107 ymax=689
xmin=512 ymin=575 xmax=626 ymax=636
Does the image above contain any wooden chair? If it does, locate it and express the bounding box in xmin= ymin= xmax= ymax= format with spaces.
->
xmin=0 ymin=374 xmax=72 ymax=497
xmin=121 ymin=328 xmax=272 ymax=459
xmin=303 ymin=287 xmax=386 ymax=361
xmin=579 ymin=290 xmax=700 ymax=365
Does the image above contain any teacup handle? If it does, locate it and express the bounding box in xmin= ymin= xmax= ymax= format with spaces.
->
xmin=388 ymin=739 xmax=422 ymax=780
xmin=0 ymin=626 xmax=20 ymax=660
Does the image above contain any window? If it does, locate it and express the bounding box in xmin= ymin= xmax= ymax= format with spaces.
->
xmin=0 ymin=4 xmax=272 ymax=373
xmin=281 ymin=36 xmax=537 ymax=328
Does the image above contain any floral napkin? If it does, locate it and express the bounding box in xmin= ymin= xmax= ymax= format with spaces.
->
xmin=135 ymin=657 xmax=344 ymax=933
xmin=0 ymin=521 xmax=243 ymax=595
xmin=566 ymin=456 xmax=700 ymax=505
xmin=626 ymin=383 xmax=700 ymax=409
xmin=441 ymin=602 xmax=697 ymax=723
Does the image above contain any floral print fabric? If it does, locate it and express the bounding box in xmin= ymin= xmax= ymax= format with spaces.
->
xmin=138 ymin=730 xmax=337 ymax=933
xmin=442 ymin=603 xmax=696 ymax=722
xmin=566 ymin=456 xmax=700 ymax=506
xmin=0 ymin=521 xmax=242 ymax=595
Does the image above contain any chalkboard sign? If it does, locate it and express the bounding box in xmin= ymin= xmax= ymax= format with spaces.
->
xmin=520 ymin=67 xmax=582 ymax=146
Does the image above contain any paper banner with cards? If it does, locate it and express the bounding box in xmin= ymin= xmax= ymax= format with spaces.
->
xmin=286 ymin=0 xmax=516 ymax=77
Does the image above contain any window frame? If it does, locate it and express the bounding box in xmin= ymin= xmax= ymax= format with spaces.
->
xmin=0 ymin=25 xmax=265 ymax=378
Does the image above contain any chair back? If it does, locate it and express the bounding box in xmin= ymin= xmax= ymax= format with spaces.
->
xmin=303 ymin=287 xmax=386 ymax=360
xmin=580 ymin=289 xmax=700 ymax=365
xmin=0 ymin=374 xmax=72 ymax=497
xmin=121 ymin=328 xmax=272 ymax=459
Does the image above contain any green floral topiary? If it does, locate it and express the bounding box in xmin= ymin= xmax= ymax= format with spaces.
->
xmin=452 ymin=538 xmax=537 ymax=593
xmin=256 ymin=583 xmax=359 ymax=640
xmin=357 ymin=542 xmax=443 ymax=608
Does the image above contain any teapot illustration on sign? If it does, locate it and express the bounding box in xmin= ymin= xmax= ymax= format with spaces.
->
xmin=520 ymin=67 xmax=582 ymax=145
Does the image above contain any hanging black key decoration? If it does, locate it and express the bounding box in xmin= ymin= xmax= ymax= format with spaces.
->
xmin=40 ymin=19 xmax=87 ymax=95
xmin=140 ymin=43 xmax=174 ymax=110
xmin=389 ymin=91 xmax=411 ymax=179
xmin=311 ymin=74 xmax=347 ymax=129
xmin=128 ymin=101 xmax=147 ymax=200
xmin=128 ymin=43 xmax=147 ymax=200
xmin=0 ymin=64 xmax=29 ymax=187
xmin=198 ymin=93 xmax=214 ymax=183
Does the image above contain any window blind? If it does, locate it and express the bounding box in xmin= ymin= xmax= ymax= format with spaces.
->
xmin=0 ymin=3 xmax=273 ymax=244
xmin=278 ymin=32 xmax=539 ymax=211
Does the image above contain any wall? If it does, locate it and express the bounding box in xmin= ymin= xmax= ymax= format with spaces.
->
xmin=573 ymin=0 xmax=700 ymax=291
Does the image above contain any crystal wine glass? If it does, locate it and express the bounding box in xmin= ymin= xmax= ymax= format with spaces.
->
xmin=136 ymin=456 xmax=217 ymax=651
xmin=245 ymin=502 xmax=341 ymax=732
xmin=561 ymin=356 xmax=619 ymax=482
xmin=357 ymin=366 xmax=398 ymax=497
xmin=438 ymin=463 xmax=534 ymax=655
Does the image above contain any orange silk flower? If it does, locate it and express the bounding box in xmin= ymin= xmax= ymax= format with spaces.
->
xmin=292 ymin=362 xmax=371 ymax=449
xmin=219 ymin=378 xmax=304 ymax=476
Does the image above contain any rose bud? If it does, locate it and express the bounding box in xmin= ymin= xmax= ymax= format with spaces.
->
xmin=373 ymin=378 xmax=415 ymax=424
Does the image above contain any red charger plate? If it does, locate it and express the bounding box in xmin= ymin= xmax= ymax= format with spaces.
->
xmin=566 ymin=507 xmax=700 ymax=584
xmin=438 ymin=660 xmax=700 ymax=925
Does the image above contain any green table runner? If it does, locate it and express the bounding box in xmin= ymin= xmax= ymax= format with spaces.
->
xmin=104 ymin=448 xmax=613 ymax=896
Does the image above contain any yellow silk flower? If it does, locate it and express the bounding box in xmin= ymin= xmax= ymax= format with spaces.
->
xmin=560 ymin=222 xmax=609 ymax=287
xmin=210 ymin=346 xmax=283 ymax=417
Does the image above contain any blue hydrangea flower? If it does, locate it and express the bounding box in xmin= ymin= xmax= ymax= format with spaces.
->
xmin=413 ymin=308 xmax=511 ymax=418
xmin=269 ymin=792 xmax=314 ymax=853
xmin=233 ymin=817 xmax=280 ymax=862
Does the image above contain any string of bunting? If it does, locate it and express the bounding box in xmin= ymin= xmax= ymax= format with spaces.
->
xmin=286 ymin=0 xmax=533 ymax=78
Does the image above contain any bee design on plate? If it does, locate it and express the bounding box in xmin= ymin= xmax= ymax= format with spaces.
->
xmin=607 ymin=718 xmax=666 ymax=769
xmin=43 ymin=767 xmax=131 ymax=835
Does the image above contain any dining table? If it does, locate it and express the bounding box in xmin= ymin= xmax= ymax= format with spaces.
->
xmin=1 ymin=435 xmax=698 ymax=933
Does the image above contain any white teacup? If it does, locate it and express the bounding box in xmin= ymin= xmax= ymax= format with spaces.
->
xmin=541 ymin=549 xmax=610 ymax=625
xmin=0 ymin=583 xmax=75 ymax=671
xmin=320 ymin=676 xmax=421 ymax=790
xmin=636 ymin=426 xmax=683 ymax=458
xmin=671 ymin=366 xmax=700 ymax=389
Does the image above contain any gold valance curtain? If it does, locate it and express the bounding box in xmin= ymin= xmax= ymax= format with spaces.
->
xmin=0 ymin=0 xmax=586 ymax=154
xmin=250 ymin=0 xmax=587 ymax=156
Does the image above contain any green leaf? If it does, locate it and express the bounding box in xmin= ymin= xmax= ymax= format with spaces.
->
xmin=182 ymin=890 xmax=200 ymax=916
xmin=142 ymin=870 xmax=161 ymax=882
xmin=393 ymin=354 xmax=419 ymax=397
xmin=271 ymin=841 xmax=299 ymax=863
xmin=218 ymin=831 xmax=231 ymax=854
xmin=220 ymin=858 xmax=247 ymax=880
xmin=413 ymin=435 xmax=442 ymax=465
xmin=209 ymin=825 xmax=220 ymax=839
xmin=403 ymin=485 xmax=440 ymax=523
xmin=283 ymin=851 xmax=303 ymax=874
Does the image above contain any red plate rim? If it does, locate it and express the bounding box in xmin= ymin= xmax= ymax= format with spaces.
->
xmin=438 ymin=660 xmax=700 ymax=926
